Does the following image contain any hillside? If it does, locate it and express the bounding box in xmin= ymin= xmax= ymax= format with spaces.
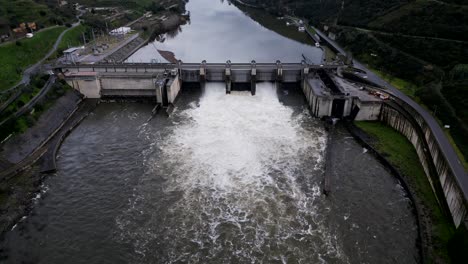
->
xmin=367 ymin=0 xmax=468 ymax=41
xmin=254 ymin=0 xmax=468 ymax=163
xmin=0 ymin=0 xmax=75 ymax=34
xmin=251 ymin=0 xmax=468 ymax=40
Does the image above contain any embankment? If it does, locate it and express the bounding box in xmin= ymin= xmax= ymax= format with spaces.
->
xmin=346 ymin=121 xmax=428 ymax=262
xmin=380 ymin=100 xmax=466 ymax=227
xmin=0 ymin=93 xmax=96 ymax=235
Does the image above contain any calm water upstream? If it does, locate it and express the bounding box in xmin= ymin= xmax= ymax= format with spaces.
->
xmin=1 ymin=0 xmax=419 ymax=263
xmin=127 ymin=0 xmax=322 ymax=63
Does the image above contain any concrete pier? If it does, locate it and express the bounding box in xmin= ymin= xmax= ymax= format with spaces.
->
xmin=58 ymin=61 xmax=380 ymax=118
xmin=200 ymin=60 xmax=206 ymax=82
xmin=225 ymin=61 xmax=232 ymax=94
xmin=251 ymin=60 xmax=256 ymax=95
xmin=276 ymin=60 xmax=283 ymax=82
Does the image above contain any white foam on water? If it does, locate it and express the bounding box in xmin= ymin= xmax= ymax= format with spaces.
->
xmin=117 ymin=83 xmax=349 ymax=263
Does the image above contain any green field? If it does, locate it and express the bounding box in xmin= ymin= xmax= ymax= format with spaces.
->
xmin=355 ymin=121 xmax=457 ymax=262
xmin=0 ymin=26 xmax=65 ymax=90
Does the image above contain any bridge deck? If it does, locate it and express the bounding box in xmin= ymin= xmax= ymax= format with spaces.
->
xmin=57 ymin=62 xmax=341 ymax=71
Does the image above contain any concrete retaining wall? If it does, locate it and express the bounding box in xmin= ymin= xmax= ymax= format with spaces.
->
xmin=100 ymin=77 xmax=155 ymax=90
xmin=69 ymin=77 xmax=101 ymax=99
xmin=302 ymin=78 xmax=331 ymax=117
xmin=381 ymin=103 xmax=466 ymax=226
xmin=167 ymin=76 xmax=181 ymax=104
xmin=354 ymin=100 xmax=381 ymax=121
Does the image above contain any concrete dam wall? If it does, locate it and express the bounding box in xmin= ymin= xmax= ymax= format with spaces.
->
xmin=380 ymin=102 xmax=467 ymax=227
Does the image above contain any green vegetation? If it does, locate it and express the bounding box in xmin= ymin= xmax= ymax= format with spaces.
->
xmin=0 ymin=77 xmax=71 ymax=140
xmin=368 ymin=0 xmax=468 ymax=41
xmin=0 ymin=74 xmax=47 ymax=120
xmin=57 ymin=24 xmax=87 ymax=51
xmin=51 ymin=24 xmax=88 ymax=59
xmin=0 ymin=0 xmax=50 ymax=28
xmin=374 ymin=34 xmax=468 ymax=70
xmin=335 ymin=29 xmax=468 ymax=162
xmin=252 ymin=0 xmax=468 ymax=161
xmin=0 ymin=167 xmax=41 ymax=234
xmin=74 ymin=0 xmax=161 ymax=11
xmin=372 ymin=68 xmax=420 ymax=99
xmin=354 ymin=121 xmax=467 ymax=263
xmin=371 ymin=68 xmax=468 ymax=170
xmin=0 ymin=26 xmax=65 ymax=89
xmin=0 ymin=0 xmax=75 ymax=33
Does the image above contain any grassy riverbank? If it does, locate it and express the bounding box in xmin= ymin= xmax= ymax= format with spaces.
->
xmin=0 ymin=27 xmax=66 ymax=90
xmin=355 ymin=121 xmax=456 ymax=263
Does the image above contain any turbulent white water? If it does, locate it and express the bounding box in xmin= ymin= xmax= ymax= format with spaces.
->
xmin=116 ymin=83 xmax=347 ymax=263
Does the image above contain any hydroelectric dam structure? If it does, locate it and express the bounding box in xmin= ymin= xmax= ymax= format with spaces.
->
xmin=56 ymin=61 xmax=468 ymax=228
xmin=56 ymin=61 xmax=381 ymax=120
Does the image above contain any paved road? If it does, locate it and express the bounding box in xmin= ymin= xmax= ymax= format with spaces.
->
xmin=311 ymin=26 xmax=468 ymax=198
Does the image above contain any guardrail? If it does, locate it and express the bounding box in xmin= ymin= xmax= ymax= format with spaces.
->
xmin=55 ymin=61 xmax=342 ymax=71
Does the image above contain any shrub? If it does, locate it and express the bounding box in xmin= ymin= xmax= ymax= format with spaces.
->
xmin=25 ymin=116 xmax=35 ymax=128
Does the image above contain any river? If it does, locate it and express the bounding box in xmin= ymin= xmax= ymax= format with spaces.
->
xmin=0 ymin=0 xmax=419 ymax=263
xmin=127 ymin=0 xmax=322 ymax=63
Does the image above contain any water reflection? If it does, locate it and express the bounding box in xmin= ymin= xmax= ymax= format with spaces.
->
xmin=128 ymin=0 xmax=322 ymax=63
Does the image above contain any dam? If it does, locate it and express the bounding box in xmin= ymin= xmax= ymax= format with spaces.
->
xmin=2 ymin=0 xmax=466 ymax=263
xmin=58 ymin=61 xmax=382 ymax=121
